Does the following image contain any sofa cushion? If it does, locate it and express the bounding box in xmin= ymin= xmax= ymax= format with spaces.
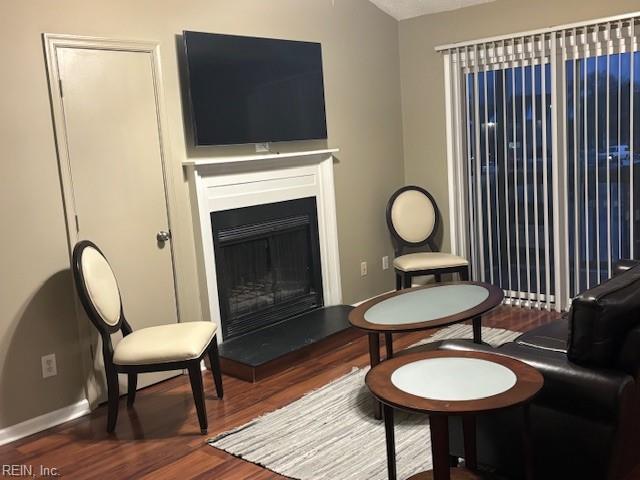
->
xmin=515 ymin=317 xmax=569 ymax=354
xmin=568 ymin=263 xmax=640 ymax=367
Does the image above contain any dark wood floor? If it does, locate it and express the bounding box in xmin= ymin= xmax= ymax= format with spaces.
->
xmin=0 ymin=305 xmax=635 ymax=479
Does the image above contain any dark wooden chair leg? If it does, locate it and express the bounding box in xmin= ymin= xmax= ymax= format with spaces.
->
xmin=395 ymin=272 xmax=402 ymax=291
xmin=435 ymin=273 xmax=442 ymax=282
xmin=460 ymin=266 xmax=470 ymax=281
xmin=105 ymin=365 xmax=119 ymax=433
xmin=385 ymin=332 xmax=394 ymax=360
xmin=188 ymin=362 xmax=208 ymax=434
xmin=127 ymin=373 xmax=137 ymax=407
xmin=208 ymin=336 xmax=224 ymax=399
xmin=403 ymin=273 xmax=412 ymax=289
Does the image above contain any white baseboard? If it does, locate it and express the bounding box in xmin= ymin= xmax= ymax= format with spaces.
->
xmin=0 ymin=399 xmax=90 ymax=446
xmin=351 ymin=290 xmax=394 ymax=307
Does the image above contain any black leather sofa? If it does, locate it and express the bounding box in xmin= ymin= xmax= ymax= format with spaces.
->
xmin=439 ymin=260 xmax=640 ymax=479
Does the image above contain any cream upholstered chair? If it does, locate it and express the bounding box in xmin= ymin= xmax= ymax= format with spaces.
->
xmin=386 ymin=186 xmax=469 ymax=289
xmin=71 ymin=240 xmax=223 ymax=434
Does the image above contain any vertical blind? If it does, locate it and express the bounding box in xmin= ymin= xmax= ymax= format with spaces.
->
xmin=441 ymin=13 xmax=640 ymax=310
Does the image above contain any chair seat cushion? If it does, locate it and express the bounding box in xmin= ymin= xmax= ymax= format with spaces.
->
xmin=393 ymin=252 xmax=468 ymax=272
xmin=113 ymin=321 xmax=217 ymax=366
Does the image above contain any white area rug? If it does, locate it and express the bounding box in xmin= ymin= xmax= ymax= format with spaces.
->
xmin=209 ymin=324 xmax=520 ymax=480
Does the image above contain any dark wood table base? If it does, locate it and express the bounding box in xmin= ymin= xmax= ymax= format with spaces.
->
xmin=382 ymin=403 xmax=534 ymax=480
xmin=384 ymin=405 xmax=482 ymax=480
xmin=372 ymin=351 xmax=542 ymax=480
xmin=406 ymin=469 xmax=480 ymax=480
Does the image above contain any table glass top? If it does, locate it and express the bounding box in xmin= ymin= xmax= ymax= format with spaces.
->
xmin=364 ymin=284 xmax=490 ymax=325
xmin=390 ymin=357 xmax=517 ymax=401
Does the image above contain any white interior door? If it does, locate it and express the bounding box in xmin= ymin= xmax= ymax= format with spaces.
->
xmin=53 ymin=43 xmax=180 ymax=394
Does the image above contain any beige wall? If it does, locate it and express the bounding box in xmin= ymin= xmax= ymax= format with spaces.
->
xmin=9 ymin=0 xmax=635 ymax=435
xmin=399 ymin=0 xmax=640 ymax=252
xmin=0 ymin=0 xmax=403 ymax=429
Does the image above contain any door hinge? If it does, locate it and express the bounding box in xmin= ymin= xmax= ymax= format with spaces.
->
xmin=74 ymin=214 xmax=80 ymax=233
xmin=59 ymin=78 xmax=63 ymax=97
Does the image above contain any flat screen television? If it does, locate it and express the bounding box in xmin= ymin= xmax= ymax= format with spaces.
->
xmin=182 ymin=31 xmax=328 ymax=146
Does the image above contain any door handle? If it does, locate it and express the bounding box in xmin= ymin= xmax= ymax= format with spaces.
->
xmin=157 ymin=230 xmax=171 ymax=242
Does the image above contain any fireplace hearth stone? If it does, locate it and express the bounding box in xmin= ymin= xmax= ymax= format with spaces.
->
xmin=217 ymin=305 xmax=360 ymax=382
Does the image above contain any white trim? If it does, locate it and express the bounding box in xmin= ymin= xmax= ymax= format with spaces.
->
xmin=351 ymin=290 xmax=394 ymax=307
xmin=0 ymin=400 xmax=90 ymax=446
xmin=435 ymin=10 xmax=640 ymax=51
xmin=317 ymin=154 xmax=344 ymax=303
xmin=444 ymin=53 xmax=458 ymax=255
xmin=182 ymin=148 xmax=339 ymax=167
xmin=453 ymin=50 xmax=470 ymax=261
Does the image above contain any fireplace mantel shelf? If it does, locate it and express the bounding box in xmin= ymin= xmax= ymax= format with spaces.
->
xmin=183 ymin=148 xmax=339 ymax=167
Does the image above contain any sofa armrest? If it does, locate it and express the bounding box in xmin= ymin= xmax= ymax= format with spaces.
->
xmin=438 ymin=339 xmax=635 ymax=423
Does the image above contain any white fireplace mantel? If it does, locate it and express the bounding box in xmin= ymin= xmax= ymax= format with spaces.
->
xmin=182 ymin=147 xmax=339 ymax=167
xmin=184 ymin=148 xmax=343 ymax=341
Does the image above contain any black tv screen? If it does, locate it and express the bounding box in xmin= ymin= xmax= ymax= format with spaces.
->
xmin=183 ymin=31 xmax=328 ymax=146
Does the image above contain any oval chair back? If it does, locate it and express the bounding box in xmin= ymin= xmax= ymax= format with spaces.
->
xmin=72 ymin=240 xmax=131 ymax=339
xmin=386 ymin=185 xmax=439 ymax=255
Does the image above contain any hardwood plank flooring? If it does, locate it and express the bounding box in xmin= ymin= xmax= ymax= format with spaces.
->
xmin=1 ymin=305 xmax=633 ymax=479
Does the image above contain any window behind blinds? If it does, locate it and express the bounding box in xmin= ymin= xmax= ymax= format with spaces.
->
xmin=441 ymin=13 xmax=640 ymax=310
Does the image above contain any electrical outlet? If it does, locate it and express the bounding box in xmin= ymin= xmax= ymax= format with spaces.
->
xmin=360 ymin=261 xmax=368 ymax=277
xmin=41 ymin=353 xmax=57 ymax=378
xmin=255 ymin=142 xmax=270 ymax=153
xmin=382 ymin=256 xmax=389 ymax=270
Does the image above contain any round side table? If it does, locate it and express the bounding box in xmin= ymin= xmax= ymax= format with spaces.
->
xmin=366 ymin=350 xmax=543 ymax=480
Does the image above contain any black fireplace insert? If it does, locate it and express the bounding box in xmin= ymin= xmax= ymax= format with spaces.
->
xmin=211 ymin=197 xmax=324 ymax=339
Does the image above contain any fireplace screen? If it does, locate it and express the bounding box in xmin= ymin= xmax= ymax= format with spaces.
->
xmin=211 ymin=198 xmax=323 ymax=339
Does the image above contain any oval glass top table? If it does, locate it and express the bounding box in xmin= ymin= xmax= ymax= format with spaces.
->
xmin=349 ymin=282 xmax=503 ymax=418
xmin=366 ymin=350 xmax=544 ymax=480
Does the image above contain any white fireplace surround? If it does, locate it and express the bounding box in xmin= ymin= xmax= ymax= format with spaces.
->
xmin=184 ymin=148 xmax=343 ymax=341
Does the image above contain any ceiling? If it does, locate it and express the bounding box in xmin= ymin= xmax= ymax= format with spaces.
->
xmin=368 ymin=0 xmax=495 ymax=21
